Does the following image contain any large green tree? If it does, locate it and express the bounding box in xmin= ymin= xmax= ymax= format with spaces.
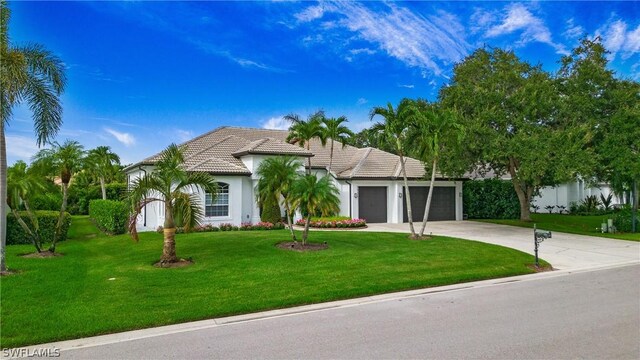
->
xmin=285 ymin=111 xmax=327 ymax=173
xmin=127 ymin=144 xmax=218 ymax=264
xmin=290 ymin=174 xmax=340 ymax=245
xmin=370 ymin=99 xmax=418 ymax=237
xmin=440 ymin=48 xmax=593 ymax=221
xmin=86 ymin=146 xmax=121 ymax=200
xmin=0 ymin=0 xmax=66 ymax=271
xmin=321 ymin=116 xmax=354 ymax=176
xmin=406 ymin=99 xmax=464 ymax=237
xmin=255 ymin=155 xmax=303 ymax=241
xmin=32 ymin=140 xmax=85 ymax=252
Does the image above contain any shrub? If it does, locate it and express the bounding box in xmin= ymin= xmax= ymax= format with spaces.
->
xmin=463 ymin=179 xmax=520 ymax=219
xmin=89 ymin=200 xmax=128 ymax=235
xmin=30 ymin=193 xmax=62 ymax=211
xmin=296 ymin=218 xmax=366 ymax=228
xmin=156 ymin=222 xmax=284 ymax=233
xmin=612 ymin=207 xmax=635 ymax=233
xmin=6 ymin=211 xmax=71 ymax=245
xmin=68 ymin=183 xmax=127 ymax=215
xmin=260 ymin=199 xmax=282 ymax=224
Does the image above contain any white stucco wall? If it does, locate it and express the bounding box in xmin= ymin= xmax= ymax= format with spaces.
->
xmin=533 ymin=181 xmax=622 ymax=213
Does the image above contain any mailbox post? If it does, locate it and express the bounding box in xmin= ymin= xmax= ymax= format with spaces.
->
xmin=533 ymin=224 xmax=552 ymax=267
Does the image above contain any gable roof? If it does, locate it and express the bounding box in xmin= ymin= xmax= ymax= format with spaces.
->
xmin=126 ymin=126 xmax=446 ymax=180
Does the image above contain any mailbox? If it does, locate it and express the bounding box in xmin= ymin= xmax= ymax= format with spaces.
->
xmin=533 ymin=225 xmax=551 ymax=268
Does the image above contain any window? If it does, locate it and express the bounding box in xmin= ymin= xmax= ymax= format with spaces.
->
xmin=206 ymin=183 xmax=229 ymax=217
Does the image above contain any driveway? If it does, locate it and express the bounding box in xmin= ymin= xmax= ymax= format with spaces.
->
xmin=354 ymin=221 xmax=639 ymax=270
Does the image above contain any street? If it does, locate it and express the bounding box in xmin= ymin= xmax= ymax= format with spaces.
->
xmin=45 ymin=264 xmax=640 ymax=359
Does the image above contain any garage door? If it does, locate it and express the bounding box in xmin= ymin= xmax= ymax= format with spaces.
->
xmin=358 ymin=187 xmax=387 ymax=223
xmin=403 ymin=186 xmax=456 ymax=222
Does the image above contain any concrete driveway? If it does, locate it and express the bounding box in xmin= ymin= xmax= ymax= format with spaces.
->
xmin=351 ymin=221 xmax=639 ymax=270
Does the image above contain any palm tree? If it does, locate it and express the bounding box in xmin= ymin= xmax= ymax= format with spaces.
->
xmin=290 ymin=174 xmax=340 ymax=245
xmin=32 ymin=140 xmax=84 ymax=252
xmin=7 ymin=161 xmax=46 ymax=252
xmin=370 ymin=99 xmax=417 ymax=238
xmin=285 ymin=111 xmax=327 ymax=174
xmin=0 ymin=0 xmax=66 ymax=271
xmin=406 ymin=100 xmax=464 ymax=238
xmin=86 ymin=146 xmax=121 ymax=200
xmin=322 ymin=116 xmax=354 ymax=176
xmin=255 ymin=155 xmax=303 ymax=241
xmin=127 ymin=144 xmax=218 ymax=264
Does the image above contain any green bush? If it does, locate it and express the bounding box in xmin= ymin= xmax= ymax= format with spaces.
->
xmin=260 ymin=199 xmax=282 ymax=224
xmin=30 ymin=193 xmax=62 ymax=211
xmin=463 ymin=179 xmax=520 ymax=219
xmin=6 ymin=211 xmax=71 ymax=245
xmin=89 ymin=200 xmax=129 ymax=235
xmin=68 ymin=183 xmax=127 ymax=215
xmin=613 ymin=207 xmax=636 ymax=233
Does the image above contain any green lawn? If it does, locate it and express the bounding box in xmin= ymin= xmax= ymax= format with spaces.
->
xmin=2 ymin=216 xmax=546 ymax=348
xmin=476 ymin=213 xmax=640 ymax=241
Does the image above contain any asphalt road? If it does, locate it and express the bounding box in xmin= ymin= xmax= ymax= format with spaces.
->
xmin=49 ymin=264 xmax=640 ymax=360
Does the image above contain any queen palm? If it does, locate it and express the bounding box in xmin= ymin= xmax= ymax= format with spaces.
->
xmin=322 ymin=116 xmax=354 ymax=176
xmin=0 ymin=0 xmax=66 ymax=271
xmin=86 ymin=146 xmax=121 ymax=200
xmin=7 ymin=161 xmax=47 ymax=252
xmin=127 ymin=144 xmax=218 ymax=264
xmin=406 ymin=100 xmax=464 ymax=238
xmin=255 ymin=155 xmax=302 ymax=241
xmin=285 ymin=111 xmax=327 ymax=174
xmin=32 ymin=140 xmax=84 ymax=252
xmin=290 ymin=174 xmax=340 ymax=245
xmin=370 ymin=99 xmax=417 ymax=238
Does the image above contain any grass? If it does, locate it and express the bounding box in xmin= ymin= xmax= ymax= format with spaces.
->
xmin=476 ymin=213 xmax=639 ymax=241
xmin=1 ymin=216 xmax=546 ymax=348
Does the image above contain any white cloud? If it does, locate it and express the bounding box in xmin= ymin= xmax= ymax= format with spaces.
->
xmin=295 ymin=2 xmax=469 ymax=76
xmin=350 ymin=48 xmax=376 ymax=55
xmin=484 ymin=3 xmax=568 ymax=55
xmin=261 ymin=116 xmax=291 ymax=130
xmin=398 ymin=84 xmax=415 ymax=89
xmin=175 ymin=129 xmax=194 ymax=143
xmin=563 ymin=18 xmax=584 ymax=39
xmin=356 ymin=98 xmax=368 ymax=106
xmin=597 ymin=19 xmax=640 ymax=60
xmin=5 ymin=134 xmax=40 ymax=162
xmin=104 ymin=128 xmax=136 ymax=147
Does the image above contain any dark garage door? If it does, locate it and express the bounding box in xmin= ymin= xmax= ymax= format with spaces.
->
xmin=358 ymin=187 xmax=387 ymax=223
xmin=403 ymin=186 xmax=456 ymax=222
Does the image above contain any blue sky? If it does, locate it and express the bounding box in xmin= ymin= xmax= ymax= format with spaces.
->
xmin=6 ymin=1 xmax=640 ymax=165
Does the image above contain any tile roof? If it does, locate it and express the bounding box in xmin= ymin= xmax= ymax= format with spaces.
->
xmin=127 ymin=126 xmax=448 ymax=180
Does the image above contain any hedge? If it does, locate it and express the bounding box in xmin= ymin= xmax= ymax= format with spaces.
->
xmin=260 ymin=199 xmax=282 ymax=224
xmin=6 ymin=210 xmax=71 ymax=245
xmin=68 ymin=183 xmax=127 ymax=215
xmin=463 ymin=179 xmax=520 ymax=219
xmin=89 ymin=200 xmax=129 ymax=235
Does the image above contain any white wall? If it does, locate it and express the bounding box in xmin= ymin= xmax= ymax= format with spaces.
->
xmin=533 ymin=181 xmax=622 ymax=213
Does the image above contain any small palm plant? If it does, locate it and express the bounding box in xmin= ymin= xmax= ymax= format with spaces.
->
xmin=86 ymin=146 xmax=121 ymax=200
xmin=285 ymin=111 xmax=327 ymax=173
xmin=127 ymin=144 xmax=218 ymax=264
xmin=291 ymin=174 xmax=340 ymax=245
xmin=7 ymin=161 xmax=47 ymax=252
xmin=32 ymin=140 xmax=85 ymax=252
xmin=255 ymin=155 xmax=303 ymax=241
xmin=600 ymin=193 xmax=613 ymax=211
xmin=321 ymin=116 xmax=354 ymax=176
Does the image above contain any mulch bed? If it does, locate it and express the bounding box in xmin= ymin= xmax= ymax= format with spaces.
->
xmin=277 ymin=241 xmax=329 ymax=252
xmin=153 ymin=259 xmax=194 ymax=268
xmin=527 ymin=264 xmax=554 ymax=272
xmin=21 ymin=251 xmax=62 ymax=258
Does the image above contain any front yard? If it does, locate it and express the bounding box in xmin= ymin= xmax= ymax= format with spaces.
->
xmin=476 ymin=214 xmax=639 ymax=241
xmin=2 ymin=217 xmax=546 ymax=348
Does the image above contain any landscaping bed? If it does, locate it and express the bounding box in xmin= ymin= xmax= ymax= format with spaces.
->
xmin=1 ymin=216 xmax=547 ymax=348
xmin=295 ymin=217 xmax=367 ymax=229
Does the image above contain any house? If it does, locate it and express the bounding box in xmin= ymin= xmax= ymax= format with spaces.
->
xmin=125 ymin=126 xmax=464 ymax=230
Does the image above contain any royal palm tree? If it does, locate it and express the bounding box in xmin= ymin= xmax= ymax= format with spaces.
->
xmin=0 ymin=0 xmax=66 ymax=271
xmin=370 ymin=99 xmax=417 ymax=238
xmin=32 ymin=140 xmax=84 ymax=252
xmin=290 ymin=174 xmax=340 ymax=245
xmin=255 ymin=155 xmax=303 ymax=241
xmin=127 ymin=144 xmax=218 ymax=264
xmin=86 ymin=146 xmax=121 ymax=200
xmin=285 ymin=111 xmax=327 ymax=174
xmin=406 ymin=100 xmax=464 ymax=238
xmin=322 ymin=116 xmax=354 ymax=176
xmin=7 ymin=161 xmax=46 ymax=252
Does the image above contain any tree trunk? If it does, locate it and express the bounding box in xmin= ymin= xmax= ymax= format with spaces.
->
xmin=512 ymin=180 xmax=533 ymax=222
xmin=100 ymin=176 xmax=107 ymax=200
xmin=399 ymin=153 xmax=416 ymax=237
xmin=11 ymin=209 xmax=41 ymax=252
xmin=419 ymin=158 xmax=438 ymax=237
xmin=307 ymin=143 xmax=311 ymax=174
xmin=50 ymin=182 xmax=69 ymax=252
xmin=284 ymin=202 xmax=297 ymax=241
xmin=161 ymin=203 xmax=178 ymax=263
xmin=302 ymin=215 xmax=311 ymax=245
xmin=0 ymin=122 xmax=7 ymax=272
xmin=23 ymin=200 xmax=42 ymax=250
xmin=327 ymin=140 xmax=334 ymax=176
